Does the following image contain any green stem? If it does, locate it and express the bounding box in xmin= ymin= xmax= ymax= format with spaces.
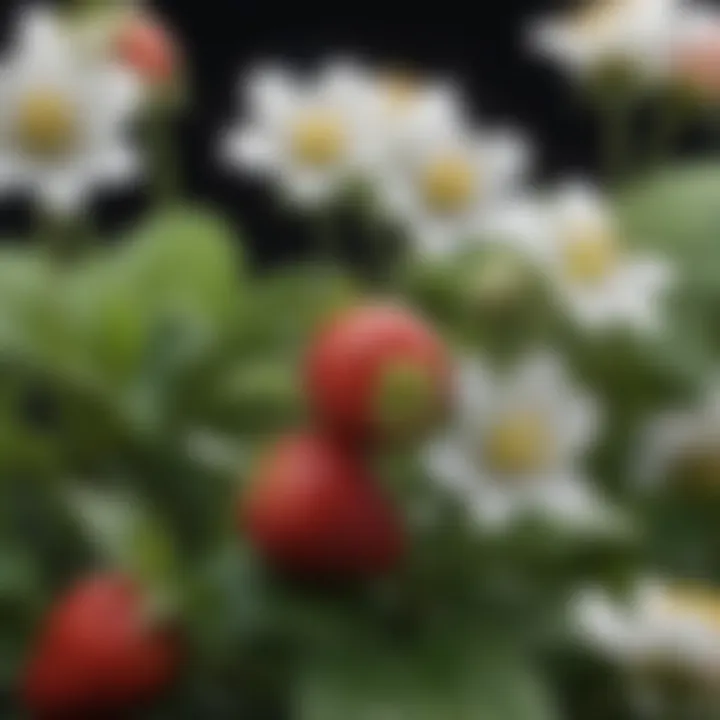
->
xmin=148 ymin=100 xmax=181 ymax=206
xmin=360 ymin=206 xmax=390 ymax=289
xmin=600 ymin=90 xmax=634 ymax=188
xmin=646 ymin=92 xmax=690 ymax=172
xmin=36 ymin=210 xmax=92 ymax=263
xmin=314 ymin=204 xmax=340 ymax=266
xmin=350 ymin=184 xmax=398 ymax=291
xmin=705 ymin=104 xmax=720 ymax=154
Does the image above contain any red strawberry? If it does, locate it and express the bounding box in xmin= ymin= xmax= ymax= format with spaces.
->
xmin=23 ymin=573 xmax=181 ymax=719
xmin=305 ymin=303 xmax=451 ymax=444
xmin=116 ymin=14 xmax=179 ymax=86
xmin=240 ymin=433 xmax=405 ymax=578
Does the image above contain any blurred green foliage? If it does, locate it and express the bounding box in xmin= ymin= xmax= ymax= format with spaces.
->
xmin=6 ymin=161 xmax=720 ymax=718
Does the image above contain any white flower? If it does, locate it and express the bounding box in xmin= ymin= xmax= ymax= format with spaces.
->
xmin=576 ymin=579 xmax=720 ymax=683
xmin=222 ymin=60 xmax=385 ymax=206
xmin=512 ymin=182 xmax=674 ymax=332
xmin=0 ymin=7 xmax=142 ymax=214
xmin=637 ymin=382 xmax=720 ymax=492
xmin=355 ymin=64 xmax=465 ymax=161
xmin=375 ymin=114 xmax=530 ymax=257
xmin=425 ymin=352 xmax=610 ymax=532
xmin=530 ymin=0 xmax=682 ymax=81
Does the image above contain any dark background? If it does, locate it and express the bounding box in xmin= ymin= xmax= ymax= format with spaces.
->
xmin=0 ymin=0 xmax=600 ymax=264
xmin=1 ymin=0 xmax=704 ymax=266
xmin=156 ymin=0 xmax=596 ymax=268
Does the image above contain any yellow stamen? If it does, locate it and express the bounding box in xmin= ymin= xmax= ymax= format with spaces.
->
xmin=484 ymin=411 xmax=553 ymax=475
xmin=379 ymin=71 xmax=419 ymax=114
xmin=15 ymin=89 xmax=77 ymax=157
xmin=290 ymin=110 xmax=346 ymax=167
xmin=573 ymin=0 xmax=629 ymax=33
xmin=562 ymin=226 xmax=618 ymax=284
xmin=661 ymin=586 xmax=720 ymax=634
xmin=421 ymin=155 xmax=476 ymax=214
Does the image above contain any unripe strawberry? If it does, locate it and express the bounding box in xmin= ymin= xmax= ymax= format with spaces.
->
xmin=305 ymin=303 xmax=451 ymax=444
xmin=23 ymin=573 xmax=181 ymax=719
xmin=116 ymin=14 xmax=178 ymax=86
xmin=240 ymin=433 xmax=405 ymax=578
xmin=673 ymin=22 xmax=720 ymax=100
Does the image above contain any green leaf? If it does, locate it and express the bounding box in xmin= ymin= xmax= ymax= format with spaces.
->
xmin=616 ymin=162 xmax=720 ymax=263
xmin=616 ymin=163 xmax=720 ymax=362
xmin=296 ymin=636 xmax=558 ymax=720
xmin=124 ymin=205 xmax=244 ymax=326
xmin=205 ymin=358 xmax=304 ymax=434
xmin=243 ymin=265 xmax=357 ymax=353
xmin=61 ymin=255 xmax=151 ymax=383
xmin=67 ymin=486 xmax=182 ymax=607
xmin=185 ymin=543 xmax=275 ymax=668
xmin=0 ymin=251 xmax=80 ymax=370
xmin=402 ymin=247 xmax=553 ymax=359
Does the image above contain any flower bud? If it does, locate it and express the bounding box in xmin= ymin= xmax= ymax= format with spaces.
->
xmin=116 ymin=13 xmax=179 ymax=87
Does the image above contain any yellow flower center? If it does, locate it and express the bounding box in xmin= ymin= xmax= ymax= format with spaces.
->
xmin=483 ymin=411 xmax=553 ymax=475
xmin=661 ymin=586 xmax=720 ymax=634
xmin=562 ymin=226 xmax=618 ymax=285
xmin=421 ymin=155 xmax=477 ymax=214
xmin=289 ymin=110 xmax=347 ymax=167
xmin=379 ymin=71 xmax=419 ymax=114
xmin=15 ymin=89 xmax=77 ymax=157
xmin=573 ymin=0 xmax=629 ymax=34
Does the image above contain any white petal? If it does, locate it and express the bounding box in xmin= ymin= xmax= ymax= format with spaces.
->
xmin=319 ymin=57 xmax=371 ymax=103
xmin=403 ymin=107 xmax=467 ymax=154
xmin=377 ymin=168 xmax=415 ymax=214
xmin=92 ymin=64 xmax=144 ymax=126
xmin=411 ymin=221 xmax=463 ymax=258
xmin=483 ymin=197 xmax=549 ymax=258
xmin=244 ymin=64 xmax=296 ymax=127
xmin=607 ymin=258 xmax=674 ymax=331
xmin=516 ymin=350 xmax=567 ymax=388
xmin=558 ymin=284 xmax=621 ymax=330
xmin=557 ymin=391 xmax=602 ymax=461
xmin=455 ymin=356 xmax=497 ymax=422
xmin=529 ymin=17 xmax=587 ymax=62
xmin=574 ymin=588 xmax=642 ymax=657
xmin=424 ymin=436 xmax=478 ymax=496
xmin=500 ymin=350 xmax=568 ymax=410
xmin=279 ymin=167 xmax=337 ymax=206
xmin=0 ymin=152 xmax=24 ymax=194
xmin=483 ymin=130 xmax=531 ymax=192
xmin=705 ymin=382 xmax=720 ymax=421
xmin=554 ymin=178 xmax=607 ymax=222
xmin=93 ymin=144 xmax=141 ymax=187
xmin=402 ymin=85 xmax=465 ymax=146
xmin=411 ymin=81 xmax=464 ymax=130
xmin=469 ymin=487 xmax=516 ymax=531
xmin=531 ymin=474 xmax=618 ymax=532
xmin=38 ymin=169 xmax=89 ymax=216
xmin=622 ymin=255 xmax=675 ymax=293
xmin=14 ymin=6 xmax=69 ymax=65
xmin=223 ymin=127 xmax=277 ymax=172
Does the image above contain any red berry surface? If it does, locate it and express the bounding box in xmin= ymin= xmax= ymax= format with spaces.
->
xmin=24 ymin=573 xmax=181 ymax=719
xmin=305 ymin=303 xmax=451 ymax=444
xmin=240 ymin=433 xmax=405 ymax=578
